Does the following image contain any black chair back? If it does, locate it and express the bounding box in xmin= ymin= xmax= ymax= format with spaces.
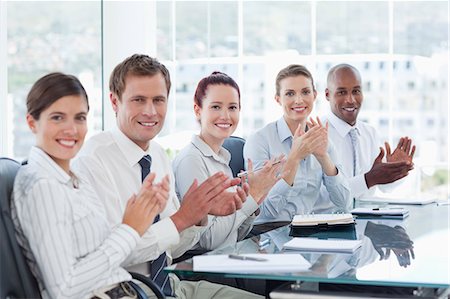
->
xmin=0 ymin=157 xmax=41 ymax=298
xmin=222 ymin=136 xmax=246 ymax=177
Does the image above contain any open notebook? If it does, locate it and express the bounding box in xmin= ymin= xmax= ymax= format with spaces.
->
xmin=193 ymin=253 xmax=311 ymax=273
xmin=291 ymin=213 xmax=355 ymax=226
xmin=283 ymin=238 xmax=362 ymax=254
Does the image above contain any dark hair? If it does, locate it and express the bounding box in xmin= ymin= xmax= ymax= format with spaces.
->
xmin=194 ymin=71 xmax=241 ymax=108
xmin=327 ymin=63 xmax=361 ymax=87
xmin=275 ymin=64 xmax=316 ymax=96
xmin=27 ymin=72 xmax=89 ymax=120
xmin=109 ymin=54 xmax=171 ymax=99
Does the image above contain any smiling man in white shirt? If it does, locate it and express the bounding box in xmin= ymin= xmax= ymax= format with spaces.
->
xmin=74 ymin=54 xmax=261 ymax=299
xmin=322 ymin=64 xmax=415 ymax=200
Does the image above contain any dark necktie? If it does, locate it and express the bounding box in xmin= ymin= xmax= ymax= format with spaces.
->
xmin=138 ymin=155 xmax=173 ymax=296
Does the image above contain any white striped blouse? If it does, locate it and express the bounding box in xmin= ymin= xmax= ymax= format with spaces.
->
xmin=12 ymin=146 xmax=140 ymax=299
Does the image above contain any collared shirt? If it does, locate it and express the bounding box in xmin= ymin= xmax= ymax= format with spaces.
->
xmin=323 ymin=112 xmax=385 ymax=199
xmin=73 ymin=127 xmax=205 ymax=267
xmin=172 ymin=135 xmax=259 ymax=250
xmin=12 ymin=146 xmax=139 ymax=299
xmin=243 ymin=117 xmax=351 ymax=223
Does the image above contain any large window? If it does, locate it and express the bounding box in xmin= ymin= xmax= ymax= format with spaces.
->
xmin=2 ymin=1 xmax=448 ymax=199
xmin=2 ymin=1 xmax=102 ymax=159
xmin=154 ymin=0 xmax=449 ymax=199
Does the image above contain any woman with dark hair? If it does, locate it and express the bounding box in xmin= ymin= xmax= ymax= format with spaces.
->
xmin=172 ymin=71 xmax=282 ymax=250
xmin=243 ymin=64 xmax=351 ymax=223
xmin=12 ymin=72 xmax=169 ymax=299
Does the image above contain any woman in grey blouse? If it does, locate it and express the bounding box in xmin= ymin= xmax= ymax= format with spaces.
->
xmin=12 ymin=72 xmax=169 ymax=299
xmin=173 ymin=71 xmax=282 ymax=250
xmin=243 ymin=64 xmax=351 ymax=223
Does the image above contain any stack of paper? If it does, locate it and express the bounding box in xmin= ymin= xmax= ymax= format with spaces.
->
xmin=351 ymin=207 xmax=409 ymax=219
xmin=193 ymin=253 xmax=311 ymax=273
xmin=291 ymin=213 xmax=355 ymax=226
xmin=283 ymin=237 xmax=362 ymax=254
xmin=358 ymin=196 xmax=436 ymax=205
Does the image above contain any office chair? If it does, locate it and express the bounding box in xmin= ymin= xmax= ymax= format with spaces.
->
xmin=222 ymin=136 xmax=246 ymax=177
xmin=0 ymin=157 xmax=41 ymax=298
xmin=0 ymin=157 xmax=165 ymax=299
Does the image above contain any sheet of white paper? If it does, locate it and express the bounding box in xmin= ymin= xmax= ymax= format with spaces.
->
xmin=283 ymin=238 xmax=362 ymax=254
xmin=358 ymin=196 xmax=436 ymax=205
xmin=193 ymin=253 xmax=311 ymax=273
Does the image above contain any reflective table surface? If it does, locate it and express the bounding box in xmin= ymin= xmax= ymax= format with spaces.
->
xmin=167 ymin=204 xmax=450 ymax=289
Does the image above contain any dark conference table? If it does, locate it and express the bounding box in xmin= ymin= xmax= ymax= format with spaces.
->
xmin=166 ymin=203 xmax=450 ymax=298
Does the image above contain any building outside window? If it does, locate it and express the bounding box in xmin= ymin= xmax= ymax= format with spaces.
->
xmin=1 ymin=0 xmax=448 ymax=199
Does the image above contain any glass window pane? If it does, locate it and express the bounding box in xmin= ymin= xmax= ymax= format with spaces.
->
xmin=176 ymin=2 xmax=208 ymax=59
xmin=394 ymin=2 xmax=448 ymax=56
xmin=391 ymin=2 xmax=449 ymax=197
xmin=243 ymin=1 xmax=311 ymax=56
xmin=7 ymin=1 xmax=102 ymax=159
xmin=316 ymin=1 xmax=389 ymax=54
xmin=210 ymin=2 xmax=238 ymax=57
xmin=156 ymin=1 xmax=173 ymax=60
xmin=240 ymin=63 xmax=268 ymax=137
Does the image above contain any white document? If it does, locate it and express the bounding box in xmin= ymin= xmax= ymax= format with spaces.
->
xmin=283 ymin=238 xmax=362 ymax=254
xmin=193 ymin=253 xmax=311 ymax=273
xmin=291 ymin=213 xmax=355 ymax=226
xmin=358 ymin=195 xmax=436 ymax=205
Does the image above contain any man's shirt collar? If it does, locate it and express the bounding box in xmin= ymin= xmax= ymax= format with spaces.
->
xmin=111 ymin=126 xmax=151 ymax=167
xmin=327 ymin=112 xmax=361 ymax=138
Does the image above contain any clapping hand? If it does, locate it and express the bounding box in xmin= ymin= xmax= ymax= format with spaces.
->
xmin=246 ymin=156 xmax=284 ymax=204
xmin=122 ymin=173 xmax=170 ymax=236
xmin=385 ymin=137 xmax=415 ymax=165
xmin=208 ymin=177 xmax=247 ymax=216
xmin=306 ymin=117 xmax=329 ymax=159
xmin=365 ymin=147 xmax=414 ymax=188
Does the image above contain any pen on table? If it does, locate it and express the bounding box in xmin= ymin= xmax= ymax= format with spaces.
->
xmin=228 ymin=254 xmax=268 ymax=262
xmin=237 ymin=160 xmax=282 ymax=178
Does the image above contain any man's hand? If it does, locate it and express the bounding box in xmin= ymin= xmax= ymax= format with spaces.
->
xmin=365 ymin=147 xmax=414 ymax=188
xmin=208 ymin=182 xmax=247 ymax=216
xmin=171 ymin=172 xmax=233 ymax=232
xmin=385 ymin=137 xmax=416 ymax=164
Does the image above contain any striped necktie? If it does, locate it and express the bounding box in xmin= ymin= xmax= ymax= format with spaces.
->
xmin=348 ymin=128 xmax=360 ymax=177
xmin=138 ymin=155 xmax=173 ymax=296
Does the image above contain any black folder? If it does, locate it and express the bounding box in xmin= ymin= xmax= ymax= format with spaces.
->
xmin=289 ymin=222 xmax=357 ymax=240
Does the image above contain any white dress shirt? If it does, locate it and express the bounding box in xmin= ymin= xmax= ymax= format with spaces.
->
xmin=323 ymin=112 xmax=394 ymax=199
xmin=73 ymin=127 xmax=205 ymax=267
xmin=12 ymin=146 xmax=139 ymax=299
xmin=172 ymin=135 xmax=259 ymax=250
xmin=243 ymin=117 xmax=351 ymax=223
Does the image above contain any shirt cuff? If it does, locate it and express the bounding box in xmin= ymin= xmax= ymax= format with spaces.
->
xmin=240 ymin=195 xmax=259 ymax=216
xmin=350 ymin=174 xmax=370 ymax=199
xmin=149 ymin=217 xmax=180 ymax=253
xmin=323 ymin=170 xmax=344 ymax=187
